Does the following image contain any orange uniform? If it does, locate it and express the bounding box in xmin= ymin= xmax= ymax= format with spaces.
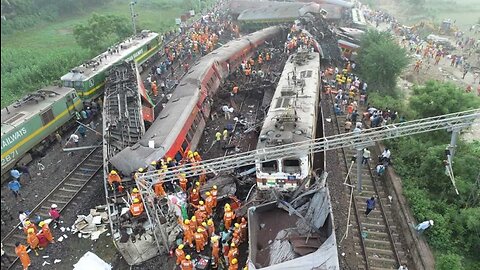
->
xmin=23 ymin=223 xmax=38 ymax=235
xmin=229 ymin=263 xmax=239 ymax=270
xmin=175 ymin=247 xmax=186 ymax=265
xmin=211 ymin=189 xmax=218 ymax=207
xmin=227 ymin=247 xmax=239 ymax=266
xmin=130 ymin=202 xmax=144 ymax=217
xmin=131 ymin=192 xmax=142 ymax=202
xmin=189 ymin=218 xmax=198 ymax=233
xmin=207 ymin=223 xmax=215 ymax=237
xmin=153 ymin=182 xmax=166 ymax=197
xmin=194 ymin=230 xmax=206 ymax=252
xmin=27 ymin=232 xmax=39 ymax=250
xmin=205 ymin=195 xmax=214 ymax=216
xmin=184 ymin=228 xmax=194 ymax=247
xmin=181 ymin=258 xmax=194 ymax=270
xmin=224 ymin=209 xmax=235 ymax=229
xmin=108 ymin=173 xmax=122 ymax=186
xmin=40 ymin=223 xmax=54 ymax=243
xmin=212 ymin=240 xmax=220 ymax=267
xmin=240 ymin=218 xmax=248 ymax=242
xmin=179 ymin=176 xmax=188 ymax=191
xmin=190 ymin=189 xmax=200 ymax=205
xmin=15 ymin=244 xmax=31 ymax=270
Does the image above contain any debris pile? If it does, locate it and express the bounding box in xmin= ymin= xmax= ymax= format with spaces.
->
xmin=72 ymin=205 xmax=110 ymax=241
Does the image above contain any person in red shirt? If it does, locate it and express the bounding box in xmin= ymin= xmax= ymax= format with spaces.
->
xmin=49 ymin=204 xmax=61 ymax=228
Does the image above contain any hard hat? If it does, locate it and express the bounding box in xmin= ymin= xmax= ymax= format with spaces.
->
xmin=133 ymin=198 xmax=140 ymax=203
xmin=51 ymin=204 xmax=58 ymax=209
xmin=162 ymin=165 xmax=168 ymax=170
xmin=199 ymin=201 xmax=204 ymax=205
xmin=232 ymin=258 xmax=238 ymax=264
xmin=151 ymin=161 xmax=157 ymax=165
xmin=206 ymin=191 xmax=211 ymax=196
xmin=234 ymin=223 xmax=240 ymax=228
xmin=230 ymin=242 xmax=236 ymax=247
xmin=207 ymin=219 xmax=213 ymax=225
xmin=178 ymin=244 xmax=184 ymax=250
xmin=188 ymin=153 xmax=194 ymax=159
xmin=224 ymin=203 xmax=230 ymax=209
xmin=195 ymin=182 xmax=200 ymax=186
xmin=167 ymin=157 xmax=172 ymax=162
xmin=211 ymin=236 xmax=218 ymax=242
xmin=212 ymin=185 xmax=217 ymax=190
xmin=192 ymin=189 xmax=197 ymax=193
xmin=132 ymin=188 xmax=139 ymax=193
xmin=194 ymin=152 xmax=199 ymax=156
xmin=185 ymin=219 xmax=190 ymax=224
xmin=110 ymin=170 xmax=117 ymax=174
xmin=202 ymin=222 xmax=207 ymax=227
xmin=25 ymin=220 xmax=31 ymax=225
xmin=39 ymin=221 xmax=45 ymax=227
xmin=188 ymin=150 xmax=193 ymax=155
xmin=429 ymin=220 xmax=434 ymax=226
xmin=28 ymin=228 xmax=34 ymax=234
xmin=138 ymin=167 xmax=144 ymax=172
xmin=191 ymin=216 xmax=196 ymax=221
xmin=186 ymin=255 xmax=191 ymax=260
xmin=197 ymin=228 xmax=202 ymax=232
xmin=181 ymin=173 xmax=186 ymax=177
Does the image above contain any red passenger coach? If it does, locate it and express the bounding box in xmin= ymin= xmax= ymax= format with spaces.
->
xmin=110 ymin=26 xmax=284 ymax=175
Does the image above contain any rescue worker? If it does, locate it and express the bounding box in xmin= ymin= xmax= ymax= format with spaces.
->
xmin=131 ymin=188 xmax=142 ymax=202
xmin=15 ymin=242 xmax=31 ymax=270
xmin=205 ymin=192 xmax=214 ymax=216
xmin=190 ymin=188 xmax=200 ymax=205
xmin=211 ymin=236 xmax=220 ymax=268
xmin=227 ymin=242 xmax=239 ymax=267
xmin=223 ymin=129 xmax=228 ymax=141
xmin=224 ymin=204 xmax=235 ymax=229
xmin=207 ymin=219 xmax=215 ymax=237
xmin=153 ymin=181 xmax=166 ymax=197
xmin=193 ymin=152 xmax=202 ymax=162
xmin=175 ymin=244 xmax=186 ymax=265
xmin=233 ymin=223 xmax=242 ymax=244
xmin=23 ymin=220 xmax=38 ymax=235
xmin=194 ymin=228 xmax=206 ymax=252
xmin=211 ymin=185 xmax=218 ymax=208
xmin=107 ymin=170 xmax=123 ymax=193
xmin=189 ymin=216 xmax=198 ymax=234
xmin=26 ymin=228 xmax=39 ymax=255
xmin=193 ymin=201 xmax=207 ymax=223
xmin=200 ymin=222 xmax=209 ymax=241
xmin=179 ymin=173 xmax=188 ymax=192
xmin=130 ymin=198 xmax=144 ymax=217
xmin=240 ymin=217 xmax=248 ymax=242
xmin=39 ymin=221 xmax=54 ymax=243
xmin=181 ymin=254 xmax=194 ymax=270
xmin=182 ymin=219 xmax=194 ymax=247
xmin=229 ymin=258 xmax=239 ymax=270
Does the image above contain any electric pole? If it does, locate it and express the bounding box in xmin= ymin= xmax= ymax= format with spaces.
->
xmin=130 ymin=1 xmax=138 ymax=36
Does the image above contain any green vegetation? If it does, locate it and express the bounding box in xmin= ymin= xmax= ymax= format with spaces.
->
xmin=357 ymin=29 xmax=409 ymax=96
xmin=73 ymin=14 xmax=131 ymax=52
xmin=369 ymin=82 xmax=480 ymax=270
xmin=1 ymin=0 xmax=202 ymax=108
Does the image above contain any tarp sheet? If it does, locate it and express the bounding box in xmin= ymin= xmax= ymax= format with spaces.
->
xmin=73 ymin=252 xmax=111 ymax=270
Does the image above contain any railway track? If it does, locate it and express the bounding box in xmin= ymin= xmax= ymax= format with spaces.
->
xmin=329 ymin=96 xmax=409 ymax=269
xmin=1 ymin=147 xmax=103 ymax=269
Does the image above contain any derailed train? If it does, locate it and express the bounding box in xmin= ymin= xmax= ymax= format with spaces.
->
xmin=110 ymin=26 xmax=286 ymax=175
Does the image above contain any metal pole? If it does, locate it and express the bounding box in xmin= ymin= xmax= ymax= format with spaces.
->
xmin=63 ymin=145 xmax=101 ymax=152
xmin=357 ymin=148 xmax=363 ymax=193
xmin=448 ymin=128 xmax=459 ymax=162
xmin=130 ymin=1 xmax=137 ymax=36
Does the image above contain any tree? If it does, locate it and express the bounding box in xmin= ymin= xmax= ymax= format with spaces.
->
xmin=356 ymin=29 xmax=409 ymax=95
xmin=73 ymin=13 xmax=131 ymax=53
xmin=409 ymin=80 xmax=480 ymax=118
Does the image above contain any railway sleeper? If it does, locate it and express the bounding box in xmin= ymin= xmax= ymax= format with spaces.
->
xmin=365 ymin=247 xmax=395 ymax=256
xmin=64 ymin=182 xmax=85 ymax=188
xmin=59 ymin=187 xmax=77 ymax=193
xmin=47 ymin=199 xmax=68 ymax=205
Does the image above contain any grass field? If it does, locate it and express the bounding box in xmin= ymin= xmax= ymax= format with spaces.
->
xmin=1 ymin=0 xmax=191 ymax=108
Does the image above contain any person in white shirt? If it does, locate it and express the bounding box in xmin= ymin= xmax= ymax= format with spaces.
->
xmin=381 ymin=148 xmax=391 ymax=164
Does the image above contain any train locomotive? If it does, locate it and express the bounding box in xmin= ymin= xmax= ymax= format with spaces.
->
xmin=255 ymin=45 xmax=321 ymax=192
xmin=110 ymin=26 xmax=285 ymax=175
xmin=1 ymin=87 xmax=83 ymax=180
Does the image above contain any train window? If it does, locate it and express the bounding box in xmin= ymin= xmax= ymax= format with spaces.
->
xmin=261 ymin=160 xmax=278 ymax=174
xmin=186 ymin=128 xmax=194 ymax=141
xmin=41 ymin=108 xmax=55 ymax=126
xmin=175 ymin=151 xmax=183 ymax=162
xmin=63 ymin=80 xmax=73 ymax=88
xmin=74 ymin=81 xmax=83 ymax=87
xmin=182 ymin=140 xmax=189 ymax=151
xmin=283 ymin=159 xmax=301 ymax=174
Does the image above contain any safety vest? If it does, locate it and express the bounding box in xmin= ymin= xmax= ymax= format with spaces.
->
xmin=130 ymin=203 xmax=144 ymax=216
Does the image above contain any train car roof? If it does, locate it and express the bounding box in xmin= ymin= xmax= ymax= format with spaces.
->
xmin=237 ymin=3 xmax=320 ymax=22
xmin=257 ymin=51 xmax=320 ymax=151
xmin=61 ymin=31 xmax=159 ymax=82
xmin=1 ymin=86 xmax=76 ymax=135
